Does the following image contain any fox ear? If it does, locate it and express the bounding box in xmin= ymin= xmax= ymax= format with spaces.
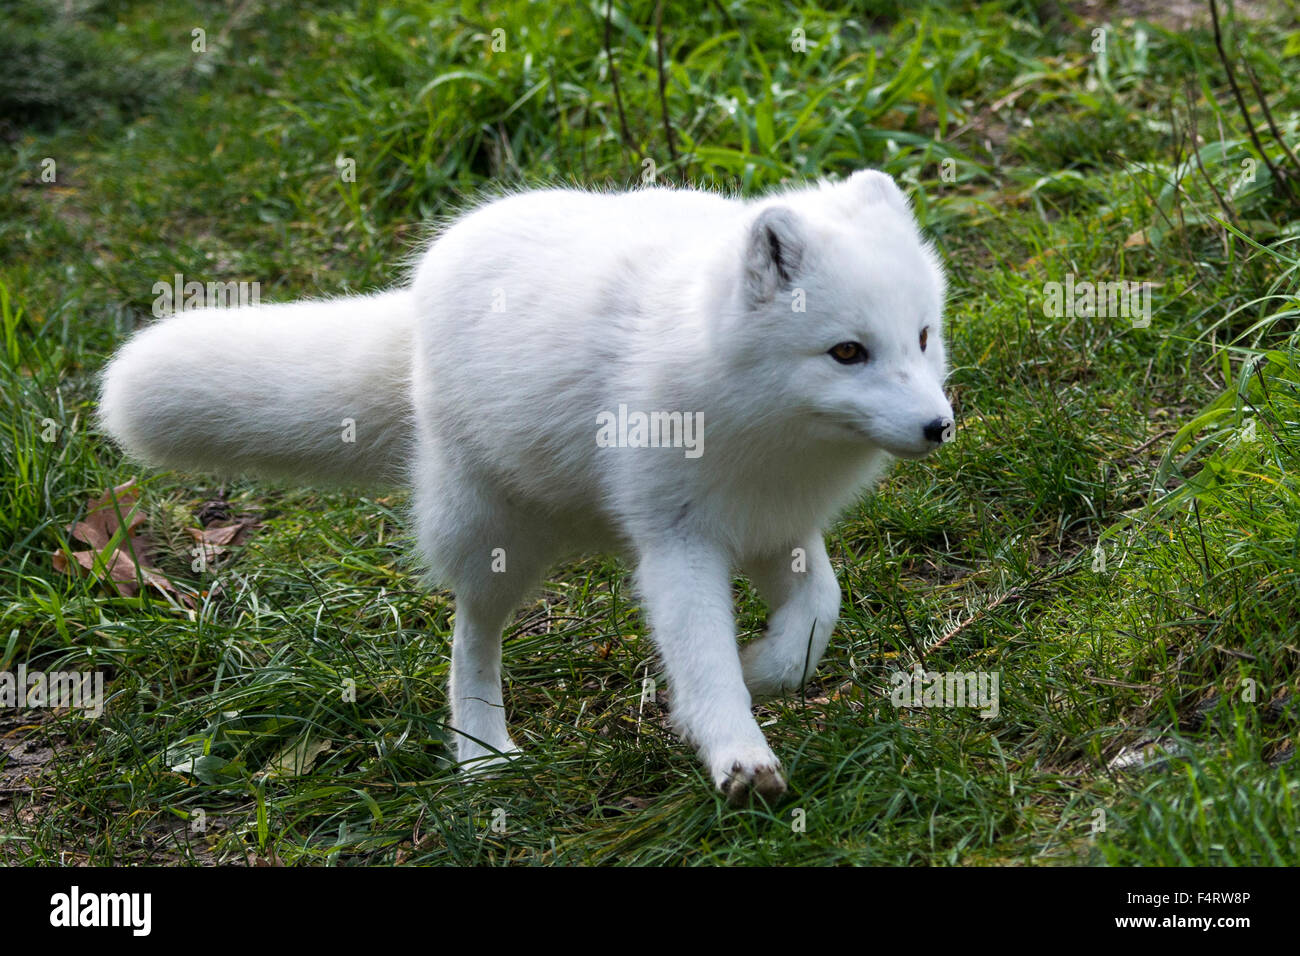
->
xmin=744 ymin=206 xmax=804 ymax=303
xmin=843 ymin=169 xmax=909 ymax=214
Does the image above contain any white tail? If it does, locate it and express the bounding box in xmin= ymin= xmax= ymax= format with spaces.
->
xmin=98 ymin=290 xmax=416 ymax=487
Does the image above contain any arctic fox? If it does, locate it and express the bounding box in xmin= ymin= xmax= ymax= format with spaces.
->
xmin=99 ymin=170 xmax=954 ymax=803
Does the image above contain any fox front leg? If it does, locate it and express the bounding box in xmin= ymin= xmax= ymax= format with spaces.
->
xmin=635 ymin=537 xmax=787 ymax=804
xmin=740 ymin=534 xmax=841 ymax=698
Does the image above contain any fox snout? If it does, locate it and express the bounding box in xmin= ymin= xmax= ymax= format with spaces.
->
xmin=923 ymin=416 xmax=955 ymax=446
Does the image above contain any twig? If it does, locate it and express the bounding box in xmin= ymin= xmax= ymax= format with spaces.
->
xmin=1209 ymin=0 xmax=1292 ymax=198
xmin=654 ymin=0 xmax=679 ymax=167
xmin=1184 ymin=83 xmax=1239 ymax=230
xmin=604 ymin=0 xmax=635 ymax=155
xmin=1131 ymin=427 xmax=1179 ymax=457
xmin=918 ymin=565 xmax=1081 ymax=663
xmin=1239 ymin=53 xmax=1300 ymax=179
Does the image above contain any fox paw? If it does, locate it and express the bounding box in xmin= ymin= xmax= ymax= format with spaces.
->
xmin=714 ymin=752 xmax=787 ymax=806
xmin=456 ymin=741 xmax=521 ymax=777
xmin=740 ymin=639 xmax=813 ymax=700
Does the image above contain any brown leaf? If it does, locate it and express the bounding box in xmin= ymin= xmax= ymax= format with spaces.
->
xmin=52 ymin=480 xmax=194 ymax=608
xmin=195 ymin=495 xmax=233 ymax=526
xmin=1019 ymin=248 xmax=1058 ymax=271
xmin=186 ymin=518 xmax=257 ymax=549
xmin=185 ymin=518 xmax=259 ymax=569
xmin=68 ymin=480 xmax=145 ymax=550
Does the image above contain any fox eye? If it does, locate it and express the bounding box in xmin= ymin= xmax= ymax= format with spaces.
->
xmin=920 ymin=326 xmax=929 ymax=352
xmin=829 ymin=342 xmax=868 ymax=364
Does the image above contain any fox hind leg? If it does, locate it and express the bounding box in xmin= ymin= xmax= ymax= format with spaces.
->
xmin=448 ymin=591 xmax=529 ymax=771
xmin=416 ymin=470 xmax=553 ymax=772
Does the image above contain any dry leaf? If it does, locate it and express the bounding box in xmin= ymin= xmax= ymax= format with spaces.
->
xmin=196 ymin=494 xmax=233 ymax=526
xmin=52 ymin=479 xmax=195 ymax=608
xmin=261 ymin=737 xmax=333 ymax=778
xmin=68 ymin=479 xmax=146 ymax=550
xmin=185 ymin=518 xmax=259 ymax=569
xmin=1019 ymin=248 xmax=1058 ymax=271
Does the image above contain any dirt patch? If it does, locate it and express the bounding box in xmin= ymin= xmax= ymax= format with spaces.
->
xmin=1072 ymin=0 xmax=1274 ymax=30
xmin=0 ymin=705 xmax=232 ymax=864
xmin=0 ymin=707 xmax=66 ymax=803
xmin=0 ymin=707 xmax=69 ymax=862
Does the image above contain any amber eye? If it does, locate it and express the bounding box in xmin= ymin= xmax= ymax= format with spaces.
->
xmin=920 ymin=327 xmax=929 ymax=352
xmin=829 ymin=342 xmax=868 ymax=364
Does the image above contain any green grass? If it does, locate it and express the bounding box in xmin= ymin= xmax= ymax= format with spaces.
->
xmin=1 ymin=0 xmax=1297 ymax=865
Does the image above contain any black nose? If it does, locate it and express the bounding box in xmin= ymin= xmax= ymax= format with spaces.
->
xmin=923 ymin=417 xmax=954 ymax=444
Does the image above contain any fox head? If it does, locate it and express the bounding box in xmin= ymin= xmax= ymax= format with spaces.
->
xmin=729 ymin=169 xmax=954 ymax=460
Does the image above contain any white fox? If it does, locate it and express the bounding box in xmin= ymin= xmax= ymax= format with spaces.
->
xmin=99 ymin=170 xmax=954 ymax=803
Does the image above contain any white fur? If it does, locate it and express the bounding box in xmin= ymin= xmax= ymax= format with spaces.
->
xmin=99 ymin=170 xmax=953 ymax=802
xmin=99 ymin=291 xmax=417 ymax=486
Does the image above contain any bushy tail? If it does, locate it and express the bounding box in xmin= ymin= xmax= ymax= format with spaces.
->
xmin=99 ymin=289 xmax=416 ymax=487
